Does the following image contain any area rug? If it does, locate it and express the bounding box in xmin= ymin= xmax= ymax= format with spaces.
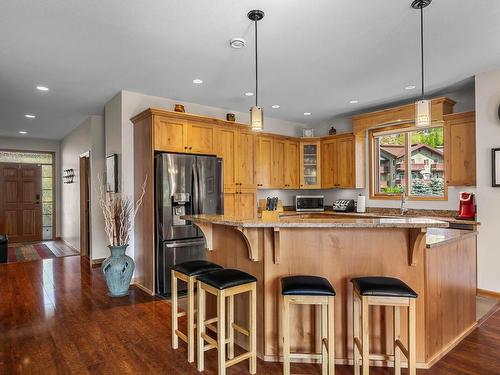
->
xmin=7 ymin=243 xmax=57 ymax=263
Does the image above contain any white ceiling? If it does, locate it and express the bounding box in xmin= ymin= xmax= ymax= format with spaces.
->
xmin=1 ymin=0 xmax=500 ymax=139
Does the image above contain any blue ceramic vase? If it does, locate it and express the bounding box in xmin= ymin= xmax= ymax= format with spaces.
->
xmin=102 ymin=245 xmax=135 ymax=297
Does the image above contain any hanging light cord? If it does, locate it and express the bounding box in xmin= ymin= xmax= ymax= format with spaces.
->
xmin=254 ymin=18 xmax=258 ymax=107
xmin=420 ymin=4 xmax=425 ymax=101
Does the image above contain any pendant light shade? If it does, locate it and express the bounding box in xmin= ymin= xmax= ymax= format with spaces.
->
xmin=412 ymin=0 xmax=432 ymax=127
xmin=250 ymin=105 xmax=264 ymax=131
xmin=248 ymin=9 xmax=265 ymax=131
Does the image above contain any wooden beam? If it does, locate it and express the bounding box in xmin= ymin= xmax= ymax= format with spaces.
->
xmin=408 ymin=228 xmax=427 ymax=266
xmin=273 ymin=228 xmax=280 ymax=264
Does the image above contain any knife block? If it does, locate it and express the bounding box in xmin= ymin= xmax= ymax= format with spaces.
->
xmin=261 ymin=210 xmax=281 ymax=222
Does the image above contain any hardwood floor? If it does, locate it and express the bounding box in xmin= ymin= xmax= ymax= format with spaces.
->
xmin=1 ymin=256 xmax=499 ymax=375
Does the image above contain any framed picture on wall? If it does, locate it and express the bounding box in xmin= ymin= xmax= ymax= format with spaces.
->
xmin=492 ymin=148 xmax=500 ymax=187
xmin=106 ymin=154 xmax=118 ymax=192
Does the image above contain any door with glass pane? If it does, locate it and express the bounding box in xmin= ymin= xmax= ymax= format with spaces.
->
xmin=0 ymin=163 xmax=42 ymax=242
xmin=300 ymin=141 xmax=321 ymax=189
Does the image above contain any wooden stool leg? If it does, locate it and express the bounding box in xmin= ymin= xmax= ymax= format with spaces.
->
xmin=408 ymin=299 xmax=416 ymax=375
xmin=327 ymin=297 xmax=335 ymax=375
xmin=282 ymin=296 xmax=290 ymax=375
xmin=187 ymin=276 xmax=195 ymax=363
xmin=227 ymin=294 xmax=235 ymax=360
xmin=197 ymin=282 xmax=206 ymax=372
xmin=353 ymin=294 xmax=360 ymax=375
xmin=393 ymin=306 xmax=401 ymax=375
xmin=361 ymin=296 xmax=370 ymax=375
xmin=249 ymin=284 xmax=257 ymax=374
xmin=321 ymin=304 xmax=328 ymax=375
xmin=217 ymin=290 xmax=226 ymax=375
xmin=171 ymin=272 xmax=178 ymax=349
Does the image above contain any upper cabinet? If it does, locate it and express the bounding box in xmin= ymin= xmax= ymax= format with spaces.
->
xmin=444 ymin=111 xmax=476 ymax=186
xmin=321 ymin=134 xmax=357 ymax=188
xmin=256 ymin=136 xmax=273 ymax=188
xmin=284 ymin=140 xmax=300 ymax=188
xmin=236 ymin=130 xmax=257 ymax=189
xmin=300 ymin=140 xmax=321 ymax=189
xmin=154 ymin=116 xmax=214 ymax=155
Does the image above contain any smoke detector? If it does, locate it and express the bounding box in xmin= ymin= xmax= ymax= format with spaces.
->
xmin=230 ymin=38 xmax=247 ymax=49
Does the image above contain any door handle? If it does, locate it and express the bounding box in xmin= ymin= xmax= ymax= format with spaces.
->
xmin=165 ymin=240 xmax=205 ymax=248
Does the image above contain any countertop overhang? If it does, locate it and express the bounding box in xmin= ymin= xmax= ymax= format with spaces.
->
xmin=182 ymin=214 xmax=449 ymax=229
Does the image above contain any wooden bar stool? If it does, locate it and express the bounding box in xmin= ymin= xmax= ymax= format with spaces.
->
xmin=351 ymin=276 xmax=418 ymax=375
xmin=281 ymin=275 xmax=336 ymax=375
xmin=171 ymin=260 xmax=223 ymax=363
xmin=196 ymin=268 xmax=257 ymax=375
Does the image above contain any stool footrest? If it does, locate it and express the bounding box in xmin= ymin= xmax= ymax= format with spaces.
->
xmin=225 ymin=351 xmax=252 ymax=368
xmin=201 ymin=332 xmax=217 ymax=347
xmin=232 ymin=323 xmax=249 ymax=337
xmin=354 ymin=336 xmax=362 ymax=352
xmin=395 ymin=339 xmax=409 ymax=358
xmin=177 ymin=311 xmax=187 ymax=318
xmin=175 ymin=329 xmax=188 ymax=343
xmin=289 ymin=353 xmax=323 ymax=360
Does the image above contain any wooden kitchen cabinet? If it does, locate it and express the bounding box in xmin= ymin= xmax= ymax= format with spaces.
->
xmin=300 ymin=140 xmax=321 ymax=189
xmin=256 ymin=136 xmax=273 ymax=188
xmin=215 ymin=127 xmax=238 ymax=189
xmin=153 ymin=115 xmax=214 ymax=154
xmin=321 ymin=134 xmax=356 ymax=188
xmin=223 ymin=188 xmax=256 ymax=219
xmin=444 ymin=111 xmax=476 ymax=186
xmin=271 ymin=138 xmax=286 ymax=187
xmin=237 ymin=130 xmax=256 ymax=189
xmin=284 ymin=140 xmax=300 ymax=188
xmin=153 ymin=116 xmax=187 ymax=153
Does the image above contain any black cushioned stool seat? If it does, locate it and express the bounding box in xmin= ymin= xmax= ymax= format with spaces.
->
xmin=196 ymin=268 xmax=257 ymax=290
xmin=351 ymin=276 xmax=418 ymax=298
xmin=281 ymin=275 xmax=336 ymax=296
xmin=172 ymin=260 xmax=223 ymax=277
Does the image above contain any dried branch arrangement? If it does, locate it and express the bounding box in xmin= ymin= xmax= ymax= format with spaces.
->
xmin=98 ymin=175 xmax=147 ymax=246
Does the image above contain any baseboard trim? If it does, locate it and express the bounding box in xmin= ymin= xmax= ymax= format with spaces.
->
xmin=477 ymin=288 xmax=500 ymax=299
xmin=61 ymin=239 xmax=80 ymax=253
xmin=91 ymin=258 xmax=105 ymax=268
xmin=131 ymin=279 xmax=155 ymax=296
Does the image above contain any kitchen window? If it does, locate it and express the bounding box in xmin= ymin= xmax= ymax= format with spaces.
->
xmin=370 ymin=126 xmax=446 ymax=200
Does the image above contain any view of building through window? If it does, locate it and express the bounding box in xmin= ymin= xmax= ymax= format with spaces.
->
xmin=0 ymin=150 xmax=55 ymax=239
xmin=374 ymin=127 xmax=445 ymax=198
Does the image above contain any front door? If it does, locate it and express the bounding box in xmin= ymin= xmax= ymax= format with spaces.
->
xmin=0 ymin=163 xmax=42 ymax=243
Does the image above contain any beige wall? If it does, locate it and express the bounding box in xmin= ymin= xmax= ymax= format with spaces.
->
xmin=61 ymin=116 xmax=107 ymax=260
xmin=0 ymin=137 xmax=61 ymax=237
xmin=475 ymin=69 xmax=500 ymax=293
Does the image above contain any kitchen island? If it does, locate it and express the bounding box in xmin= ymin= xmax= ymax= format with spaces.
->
xmin=184 ymin=214 xmax=477 ymax=369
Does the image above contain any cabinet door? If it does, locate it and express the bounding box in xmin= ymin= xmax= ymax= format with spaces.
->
xmin=237 ymin=189 xmax=257 ymax=219
xmin=300 ymin=141 xmax=321 ymax=189
xmin=237 ymin=130 xmax=256 ymax=189
xmin=445 ymin=112 xmax=476 ymax=186
xmin=215 ymin=127 xmax=237 ymax=189
xmin=256 ymin=136 xmax=273 ymax=188
xmin=336 ymin=136 xmax=355 ymax=188
xmin=284 ymin=140 xmax=299 ymax=188
xmin=153 ymin=116 xmax=187 ymax=152
xmin=321 ymin=140 xmax=336 ymax=188
xmin=272 ymin=138 xmax=286 ymax=188
xmin=223 ymin=189 xmax=237 ymax=217
xmin=187 ymin=121 xmax=214 ymax=154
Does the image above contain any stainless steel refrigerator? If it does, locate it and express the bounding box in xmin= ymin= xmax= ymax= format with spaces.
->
xmin=155 ymin=153 xmax=223 ymax=296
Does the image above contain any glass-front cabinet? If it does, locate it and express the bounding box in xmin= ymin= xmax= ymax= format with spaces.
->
xmin=300 ymin=141 xmax=321 ymax=189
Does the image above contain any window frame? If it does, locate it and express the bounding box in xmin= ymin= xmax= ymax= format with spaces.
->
xmin=369 ymin=124 xmax=448 ymax=201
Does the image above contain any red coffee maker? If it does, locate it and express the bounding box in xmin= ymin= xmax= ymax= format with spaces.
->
xmin=456 ymin=192 xmax=476 ymax=220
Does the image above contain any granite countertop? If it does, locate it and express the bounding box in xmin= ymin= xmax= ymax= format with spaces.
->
xmin=183 ymin=214 xmax=449 ymax=229
xmin=279 ymin=210 xmax=480 ymax=225
xmin=426 ymin=228 xmax=478 ymax=248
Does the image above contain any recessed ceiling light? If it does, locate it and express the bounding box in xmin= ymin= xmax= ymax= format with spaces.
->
xmin=245 ymin=92 xmax=254 ymax=97
xmin=25 ymin=114 xmax=36 ymax=119
xmin=271 ymin=105 xmax=280 ymax=109
xmin=349 ymin=100 xmax=359 ymax=104
xmin=36 ymin=85 xmax=49 ymax=91
xmin=19 ymin=131 xmax=27 ymax=134
xmin=405 ymin=85 xmax=416 ymax=90
xmin=193 ymin=79 xmax=203 ymax=84
xmin=230 ymin=38 xmax=247 ymax=49
xmin=303 ymin=112 xmax=312 ymax=116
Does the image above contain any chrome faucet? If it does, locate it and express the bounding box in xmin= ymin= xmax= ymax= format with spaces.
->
xmin=400 ymin=191 xmax=408 ymax=215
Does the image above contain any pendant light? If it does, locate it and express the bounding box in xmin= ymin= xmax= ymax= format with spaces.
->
xmin=412 ymin=0 xmax=432 ymax=127
xmin=248 ymin=9 xmax=264 ymax=131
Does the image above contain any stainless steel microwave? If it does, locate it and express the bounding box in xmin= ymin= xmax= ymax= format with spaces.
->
xmin=295 ymin=195 xmax=325 ymax=212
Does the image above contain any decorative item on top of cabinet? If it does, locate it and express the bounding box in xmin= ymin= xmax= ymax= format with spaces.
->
xmin=302 ymin=128 xmax=314 ymax=137
xmin=226 ymin=113 xmax=236 ymax=122
xmin=444 ymin=111 xmax=476 ymax=186
xmin=300 ymin=140 xmax=321 ymax=189
xmin=329 ymin=126 xmax=337 ymax=135
xmin=174 ymin=104 xmax=185 ymax=113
